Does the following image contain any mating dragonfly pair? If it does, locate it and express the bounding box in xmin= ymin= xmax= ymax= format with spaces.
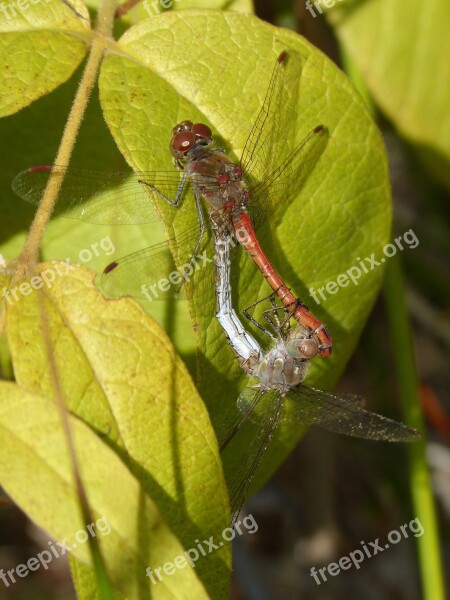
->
xmin=13 ymin=50 xmax=419 ymax=521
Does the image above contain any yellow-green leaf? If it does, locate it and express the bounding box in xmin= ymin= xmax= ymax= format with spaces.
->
xmin=2 ymin=264 xmax=230 ymax=598
xmin=0 ymin=0 xmax=90 ymax=116
xmin=114 ymin=0 xmax=253 ymax=27
xmin=329 ymin=0 xmax=450 ymax=188
xmin=0 ymin=381 xmax=210 ymax=599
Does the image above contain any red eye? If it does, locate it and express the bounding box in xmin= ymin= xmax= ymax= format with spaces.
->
xmin=172 ymin=120 xmax=193 ymax=135
xmin=172 ymin=130 xmax=195 ymax=153
xmin=192 ymin=123 xmax=212 ymax=140
xmin=298 ymin=339 xmax=319 ymax=360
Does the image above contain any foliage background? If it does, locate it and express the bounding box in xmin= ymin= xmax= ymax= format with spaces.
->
xmin=0 ymin=0 xmax=449 ymax=598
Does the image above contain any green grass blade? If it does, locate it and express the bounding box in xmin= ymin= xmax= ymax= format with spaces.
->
xmin=384 ymin=256 xmax=446 ymax=600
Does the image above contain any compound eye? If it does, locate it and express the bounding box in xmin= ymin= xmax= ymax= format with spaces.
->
xmin=286 ymin=337 xmax=319 ymax=360
xmin=172 ymin=130 xmax=195 ymax=154
xmin=297 ymin=339 xmax=319 ymax=360
xmin=172 ymin=120 xmax=193 ymax=135
xmin=192 ymin=123 xmax=212 ymax=140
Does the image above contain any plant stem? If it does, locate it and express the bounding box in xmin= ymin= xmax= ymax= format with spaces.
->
xmin=17 ymin=0 xmax=118 ymax=273
xmin=116 ymin=0 xmax=143 ymax=18
xmin=342 ymin=49 xmax=445 ymax=599
xmin=384 ymin=256 xmax=446 ymax=600
xmin=17 ymin=2 xmax=119 ymax=597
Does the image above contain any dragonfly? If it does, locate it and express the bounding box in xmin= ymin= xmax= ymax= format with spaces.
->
xmin=216 ymin=291 xmax=420 ymax=522
xmin=211 ymin=225 xmax=419 ymax=521
xmin=13 ymin=50 xmax=332 ymax=358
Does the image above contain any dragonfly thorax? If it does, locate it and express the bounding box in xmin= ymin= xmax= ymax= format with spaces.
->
xmin=187 ymin=151 xmax=248 ymax=213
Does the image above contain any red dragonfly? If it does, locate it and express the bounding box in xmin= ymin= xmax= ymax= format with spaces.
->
xmin=13 ymin=51 xmax=331 ymax=357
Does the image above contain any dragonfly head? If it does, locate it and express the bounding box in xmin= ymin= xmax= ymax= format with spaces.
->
xmin=286 ymin=327 xmax=320 ymax=360
xmin=170 ymin=121 xmax=212 ymax=163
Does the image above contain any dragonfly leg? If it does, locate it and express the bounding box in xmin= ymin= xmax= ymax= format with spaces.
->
xmin=243 ymin=294 xmax=278 ymax=341
xmin=171 ymin=192 xmax=206 ymax=294
xmin=243 ymin=290 xmax=293 ymax=336
xmin=139 ymin=174 xmax=205 ymax=294
xmin=257 ymin=297 xmax=294 ymax=340
xmin=266 ymin=296 xmax=294 ymax=337
xmin=139 ymin=170 xmax=189 ymax=207
xmin=265 ymin=294 xmax=284 ymax=332
xmin=243 ymin=309 xmax=276 ymax=341
xmin=191 ymin=192 xmax=206 ymax=258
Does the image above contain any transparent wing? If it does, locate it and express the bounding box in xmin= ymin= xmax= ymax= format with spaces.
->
xmin=218 ymin=386 xmax=262 ymax=452
xmin=13 ymin=165 xmax=214 ymax=225
xmin=99 ymin=225 xmax=211 ymax=300
xmin=220 ymin=388 xmax=283 ymax=523
xmin=283 ymin=385 xmax=420 ymax=442
xmin=239 ymin=51 xmax=329 ymax=229
xmin=248 ymin=125 xmax=329 ymax=230
xmin=240 ymin=51 xmax=290 ymax=188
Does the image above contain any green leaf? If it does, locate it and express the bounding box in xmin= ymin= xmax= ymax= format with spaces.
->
xmin=2 ymin=264 xmax=230 ymax=598
xmin=328 ymin=0 xmax=450 ymax=189
xmin=114 ymin=0 xmax=253 ymax=27
xmin=176 ymin=0 xmax=252 ymax=9
xmin=98 ymin=10 xmax=391 ymax=481
xmin=0 ymin=381 xmax=210 ymax=599
xmin=0 ymin=0 xmax=90 ymax=116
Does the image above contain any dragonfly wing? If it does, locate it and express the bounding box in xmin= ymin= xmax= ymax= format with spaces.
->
xmin=283 ymin=385 xmax=420 ymax=442
xmin=220 ymin=388 xmax=283 ymax=522
xmin=239 ymin=51 xmax=291 ymax=189
xmin=100 ymin=225 xmax=205 ymax=300
xmin=12 ymin=166 xmax=190 ymax=225
xmin=248 ymin=125 xmax=329 ymax=230
xmin=218 ymin=386 xmax=262 ymax=452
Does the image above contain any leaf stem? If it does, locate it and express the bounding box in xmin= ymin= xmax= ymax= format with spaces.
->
xmin=17 ymin=0 xmax=118 ymax=273
xmin=115 ymin=0 xmax=144 ymax=18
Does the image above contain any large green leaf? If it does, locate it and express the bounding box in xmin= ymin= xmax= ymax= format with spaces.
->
xmin=328 ymin=0 xmax=450 ymax=189
xmin=0 ymin=0 xmax=90 ymax=116
xmin=1 ymin=264 xmax=230 ymax=598
xmin=0 ymin=381 xmax=210 ymax=599
xmin=114 ymin=0 xmax=253 ymax=27
xmin=98 ymin=10 xmax=391 ymax=480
